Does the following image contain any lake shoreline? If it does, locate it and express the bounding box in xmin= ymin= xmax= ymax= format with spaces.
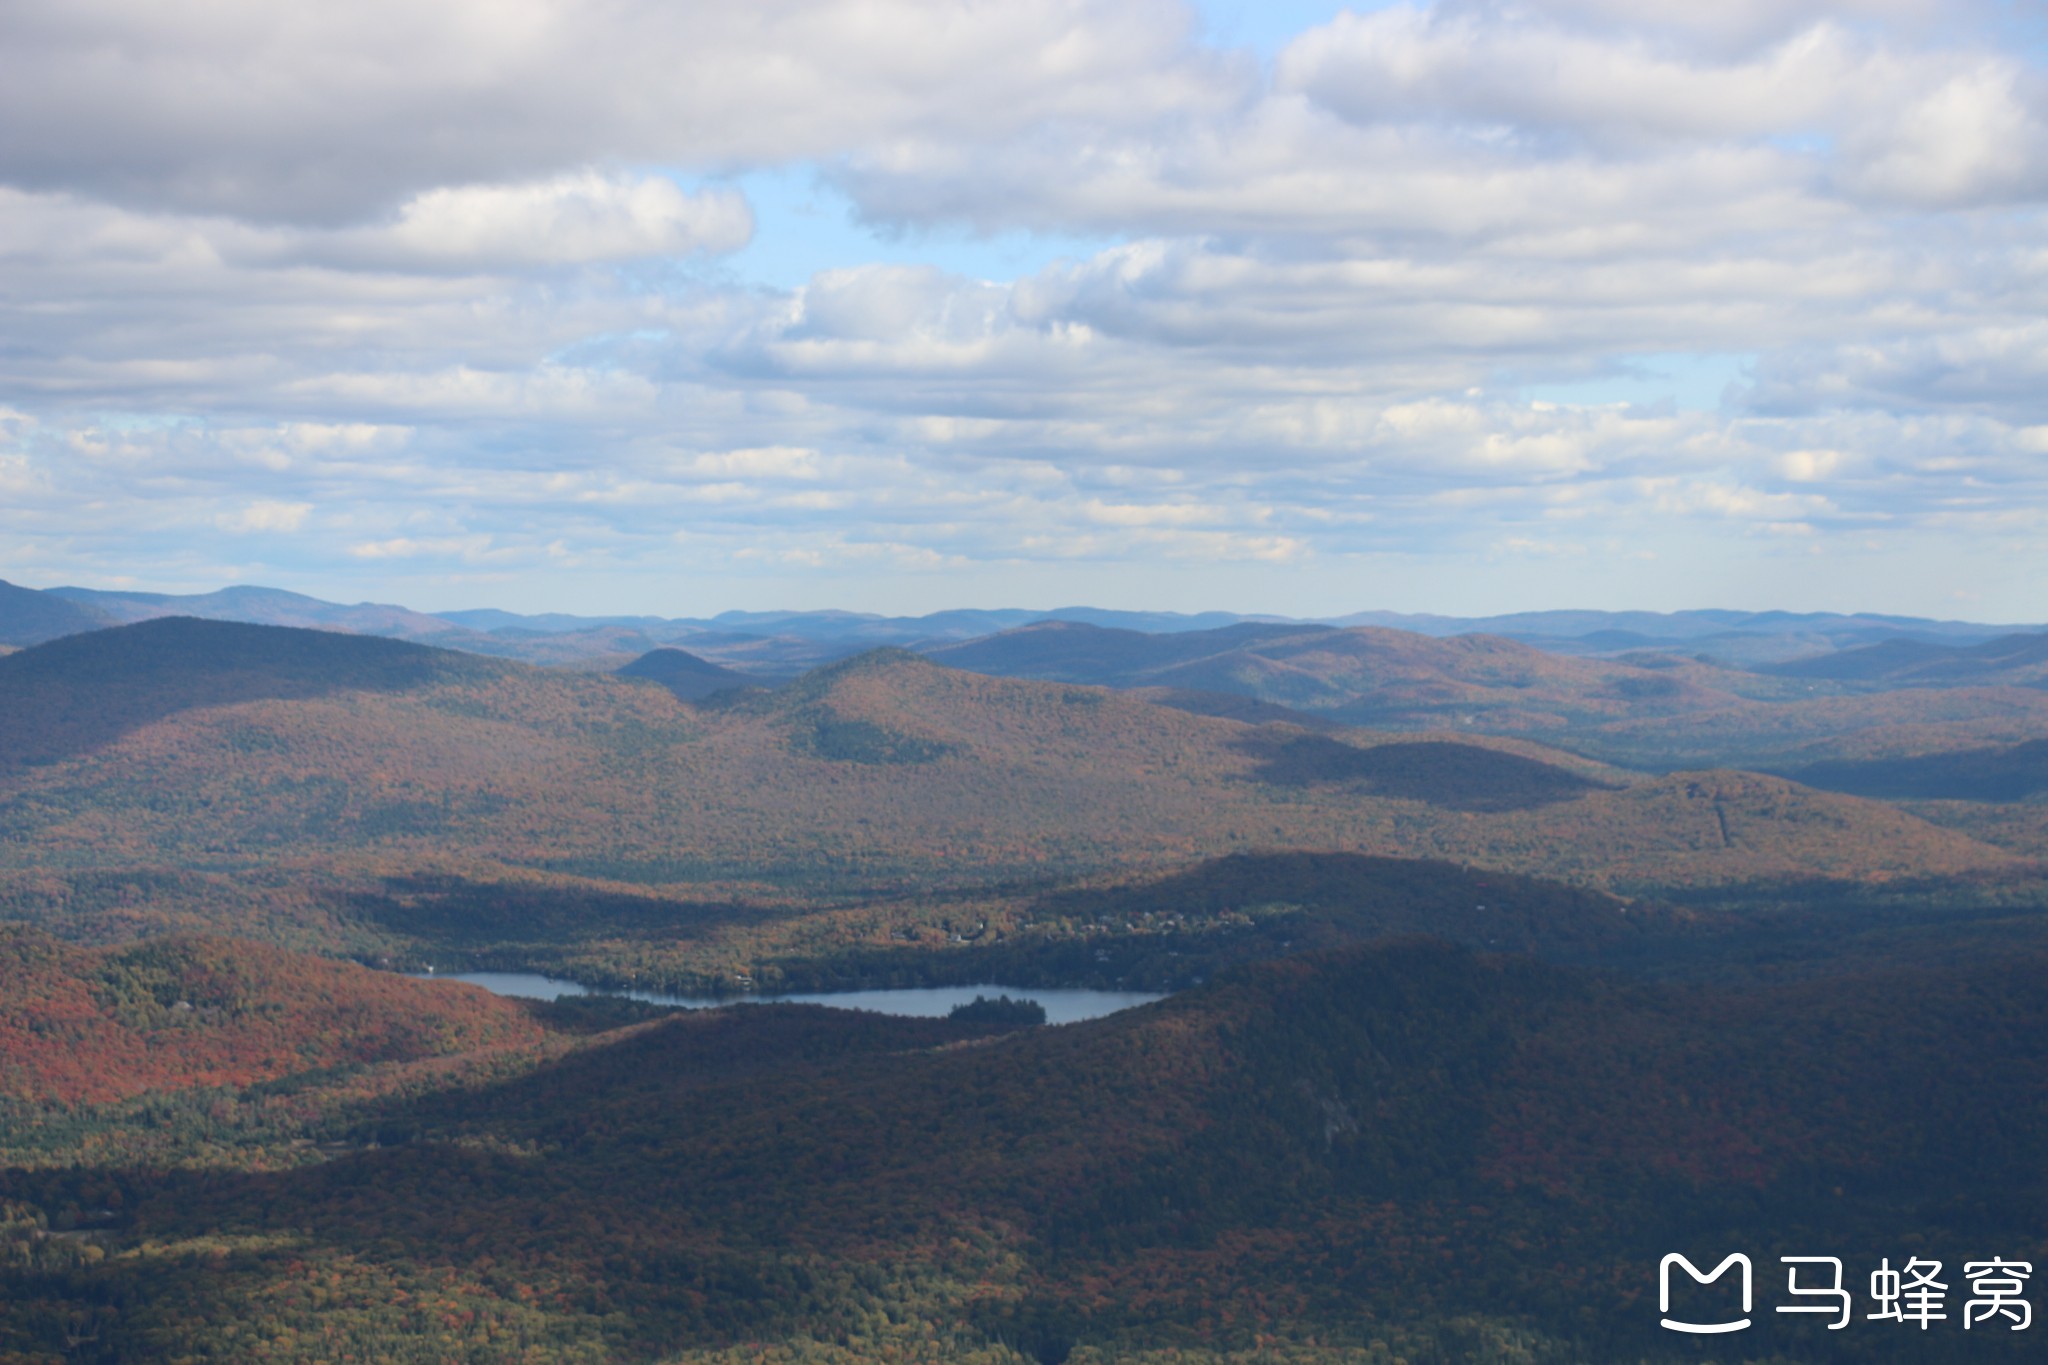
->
xmin=409 ymin=969 xmax=1167 ymax=1025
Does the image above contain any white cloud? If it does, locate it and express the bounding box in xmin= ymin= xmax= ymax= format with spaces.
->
xmin=1468 ymin=0 xmax=1976 ymax=55
xmin=346 ymin=534 xmax=498 ymax=561
xmin=1644 ymin=477 xmax=1839 ymax=524
xmin=365 ymin=173 xmax=752 ymax=268
xmin=0 ymin=0 xmax=1222 ymax=223
xmin=1776 ymin=448 xmax=1848 ymax=482
xmin=1082 ymin=499 xmax=1223 ymax=527
xmin=277 ymin=423 xmax=413 ymax=455
xmin=1840 ymin=64 xmax=2048 ymax=207
xmin=1276 ymin=8 xmax=1861 ymax=147
xmin=1 ymin=1 xmax=2047 ymax=614
xmin=684 ymin=447 xmax=822 ymax=479
xmin=287 ymin=365 xmax=660 ymax=417
xmin=217 ymin=499 xmax=312 ymax=533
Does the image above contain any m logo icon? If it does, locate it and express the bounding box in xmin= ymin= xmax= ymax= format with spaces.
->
xmin=1661 ymin=1253 xmax=1753 ymax=1334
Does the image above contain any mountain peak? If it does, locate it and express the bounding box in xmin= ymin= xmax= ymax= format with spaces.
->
xmin=0 ymin=577 xmax=115 ymax=646
xmin=0 ymin=617 xmax=508 ymax=772
xmin=616 ymin=646 xmax=764 ymax=701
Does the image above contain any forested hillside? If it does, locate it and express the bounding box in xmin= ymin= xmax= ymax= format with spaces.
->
xmin=617 ymin=647 xmax=765 ymax=699
xmin=0 ymin=929 xmax=540 ymax=1106
xmin=2 ymin=934 xmax=2041 ymax=1361
xmin=0 ymin=619 xmax=2043 ymax=1361
xmin=1766 ymin=631 xmax=2048 ymax=686
xmin=0 ymin=621 xmax=2023 ymax=993
xmin=0 ymin=580 xmax=112 ymax=648
xmin=928 ymin=620 xmax=2048 ymax=771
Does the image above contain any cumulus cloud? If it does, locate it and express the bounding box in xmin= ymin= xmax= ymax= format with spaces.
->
xmin=217 ymin=500 xmax=313 ymax=533
xmin=1442 ymin=0 xmax=1975 ymax=59
xmin=683 ymin=447 xmax=823 ymax=479
xmin=1839 ymin=63 xmax=2048 ymax=207
xmin=0 ymin=0 xmax=1223 ymax=223
xmin=349 ymin=173 xmax=754 ymax=269
xmin=347 ymin=535 xmax=500 ymax=561
xmin=1275 ymin=7 xmax=1862 ymax=147
xmin=2 ymin=0 xmax=2047 ymax=614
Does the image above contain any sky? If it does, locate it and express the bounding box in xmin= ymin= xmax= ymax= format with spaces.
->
xmin=4 ymin=0 xmax=2048 ymax=621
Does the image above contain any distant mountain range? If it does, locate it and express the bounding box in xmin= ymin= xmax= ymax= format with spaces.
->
xmin=1332 ymin=605 xmax=2033 ymax=661
xmin=47 ymin=583 xmax=459 ymax=639
xmin=1764 ymin=629 xmax=2048 ymax=686
xmin=3 ymin=578 xmax=2035 ymax=671
xmin=0 ymin=577 xmax=117 ymax=646
xmin=439 ymin=603 xmax=1264 ymax=640
xmin=10 ymin=580 xmax=2048 ymax=776
xmin=920 ymin=618 xmax=2048 ymax=770
xmin=0 ymin=617 xmax=2016 ymax=920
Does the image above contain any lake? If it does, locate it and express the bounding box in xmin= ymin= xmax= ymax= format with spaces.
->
xmin=414 ymin=971 xmax=1165 ymax=1025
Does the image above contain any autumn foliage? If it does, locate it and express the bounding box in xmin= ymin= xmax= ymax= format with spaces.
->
xmin=0 ymin=928 xmax=540 ymax=1105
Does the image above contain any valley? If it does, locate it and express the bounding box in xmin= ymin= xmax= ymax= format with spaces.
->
xmin=0 ymin=596 xmax=2044 ymax=1361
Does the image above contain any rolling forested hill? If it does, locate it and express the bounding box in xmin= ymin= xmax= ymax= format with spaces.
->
xmin=927 ymin=620 xmax=2048 ymax=771
xmin=13 ymin=584 xmax=2048 ymax=772
xmin=0 ymin=928 xmax=540 ymax=1106
xmin=0 ymin=579 xmax=113 ymax=648
xmin=0 ymin=619 xmax=2027 ymax=997
xmin=0 ymin=616 xmax=510 ymax=772
xmin=0 ymin=622 xmax=2005 ymax=898
xmin=3 ymin=932 xmax=2043 ymax=1361
xmin=616 ymin=647 xmax=768 ymax=700
xmin=1782 ymin=738 xmax=2048 ymax=801
xmin=0 ymin=617 xmax=2045 ymax=1362
xmin=1765 ymin=630 xmax=2048 ymax=686
xmin=48 ymin=585 xmax=462 ymax=640
xmin=925 ymin=619 xmax=1754 ymax=725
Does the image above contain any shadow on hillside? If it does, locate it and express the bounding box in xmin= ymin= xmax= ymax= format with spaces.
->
xmin=1237 ymin=731 xmax=1615 ymax=811
xmin=1781 ymin=738 xmax=2048 ymax=801
xmin=345 ymin=874 xmax=805 ymax=966
xmin=18 ymin=935 xmax=2048 ymax=1362
xmin=0 ymin=618 xmax=496 ymax=772
xmin=1130 ymin=686 xmax=1343 ymax=730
